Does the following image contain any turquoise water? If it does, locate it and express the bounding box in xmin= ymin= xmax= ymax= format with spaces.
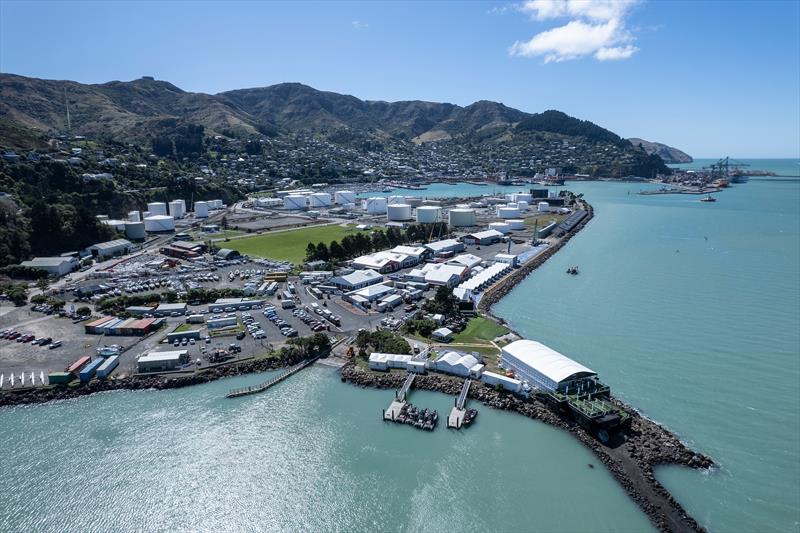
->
xmin=671 ymin=158 xmax=800 ymax=177
xmin=0 ymin=367 xmax=654 ymax=532
xmin=1 ymin=163 xmax=798 ymax=532
xmin=495 ymin=177 xmax=800 ymax=532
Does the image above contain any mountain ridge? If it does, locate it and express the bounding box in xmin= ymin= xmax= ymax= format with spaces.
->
xmin=628 ymin=137 xmax=693 ymax=164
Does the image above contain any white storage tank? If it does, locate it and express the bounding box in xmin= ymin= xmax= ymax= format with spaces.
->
xmin=497 ymin=207 xmax=521 ymax=219
xmin=387 ymin=204 xmax=412 ymax=221
xmin=363 ymin=197 xmax=388 ymax=214
xmin=283 ymin=195 xmax=308 ymax=210
xmin=513 ymin=193 xmax=533 ymax=204
xmin=102 ymin=219 xmax=126 ymax=231
xmin=142 ymin=211 xmax=152 ymax=219
xmin=210 ymin=199 xmax=223 ymax=209
xmin=124 ymin=221 xmax=146 ymax=240
xmin=388 ymin=195 xmax=405 ymax=206
xmin=127 ymin=211 xmax=140 ymax=222
xmin=537 ymin=202 xmax=551 ymax=213
xmin=517 ymin=200 xmax=529 ymax=211
xmin=422 ymin=199 xmax=442 ymax=206
xmin=194 ymin=201 xmax=209 ymax=218
xmin=144 ymin=215 xmax=175 ymax=232
xmin=96 ymin=215 xmax=109 ymax=221
xmin=169 ymin=200 xmax=185 ymax=219
xmin=416 ymin=206 xmax=442 ymax=223
xmin=404 ymin=196 xmax=423 ymax=207
xmin=449 ymin=208 xmax=477 ymax=227
xmin=147 ymin=202 xmax=167 ymax=216
xmin=334 ymin=190 xmax=356 ymax=205
xmin=507 ymin=219 xmax=526 ymax=231
xmin=309 ymin=192 xmax=332 ymax=207
xmin=489 ymin=222 xmax=511 ymax=234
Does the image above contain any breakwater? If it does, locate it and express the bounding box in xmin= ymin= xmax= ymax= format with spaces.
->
xmin=0 ymin=354 xmax=307 ymax=408
xmin=478 ymin=200 xmax=594 ymax=315
xmin=340 ymin=363 xmax=712 ymax=533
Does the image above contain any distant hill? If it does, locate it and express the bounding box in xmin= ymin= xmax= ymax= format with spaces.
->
xmin=0 ymin=73 xmax=671 ymax=177
xmin=629 ymin=137 xmax=693 ymax=164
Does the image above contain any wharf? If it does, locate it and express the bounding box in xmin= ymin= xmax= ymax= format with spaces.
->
xmin=382 ymin=374 xmax=439 ymax=431
xmin=225 ymin=357 xmax=317 ymax=398
xmin=447 ymin=379 xmax=477 ymax=429
xmin=639 ymin=186 xmax=721 ymax=196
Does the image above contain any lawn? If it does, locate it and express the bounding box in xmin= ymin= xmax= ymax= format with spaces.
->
xmin=226 ymin=224 xmax=372 ymax=264
xmin=452 ymin=317 xmax=508 ymax=344
xmin=173 ymin=323 xmax=196 ymax=333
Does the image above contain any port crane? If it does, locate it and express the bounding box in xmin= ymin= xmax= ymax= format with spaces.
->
xmin=704 ymin=157 xmax=750 ymax=181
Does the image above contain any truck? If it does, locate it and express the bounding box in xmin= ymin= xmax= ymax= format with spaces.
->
xmin=186 ymin=314 xmax=205 ymax=324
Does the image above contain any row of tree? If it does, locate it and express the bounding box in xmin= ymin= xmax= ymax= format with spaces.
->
xmin=305 ymin=222 xmax=449 ymax=263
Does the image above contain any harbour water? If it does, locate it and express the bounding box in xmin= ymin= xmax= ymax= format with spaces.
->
xmin=496 ymin=170 xmax=800 ymax=532
xmin=0 ymin=367 xmax=654 ymax=532
xmin=0 ymin=160 xmax=797 ymax=531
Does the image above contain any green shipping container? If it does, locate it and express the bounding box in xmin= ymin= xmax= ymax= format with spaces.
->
xmin=48 ymin=372 xmax=74 ymax=385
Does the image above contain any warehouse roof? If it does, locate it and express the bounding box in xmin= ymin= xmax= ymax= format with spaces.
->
xmin=502 ymin=340 xmax=595 ymax=385
xmin=20 ymin=256 xmax=75 ymax=267
xmin=335 ymin=269 xmax=383 ymax=286
xmin=138 ymin=350 xmax=188 ymax=363
xmin=424 ymin=239 xmax=462 ymax=253
xmin=90 ymin=238 xmax=132 ymax=250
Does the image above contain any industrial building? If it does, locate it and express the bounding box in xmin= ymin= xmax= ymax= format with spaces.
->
xmin=137 ymin=350 xmax=189 ymax=373
xmin=434 ymin=351 xmax=484 ymax=378
xmin=18 ymin=256 xmax=78 ymax=277
xmin=330 ymin=269 xmax=383 ymax=290
xmin=208 ymin=298 xmax=264 ymax=312
xmin=463 ymin=229 xmax=504 ymax=246
xmin=87 ymin=239 xmax=133 ymax=259
xmin=408 ymin=263 xmax=468 ymax=288
xmin=215 ymin=248 xmax=241 ymax=260
xmin=481 ymin=371 xmax=522 ymax=392
xmin=351 ymin=248 xmax=422 ymax=273
xmin=368 ymin=352 xmax=413 ymax=371
xmin=155 ymin=303 xmax=188 ymax=316
xmin=432 ymin=327 xmax=454 ymax=342
xmin=345 ymin=282 xmax=396 ymax=303
xmin=424 ymin=239 xmax=464 ymax=257
xmin=500 ymin=339 xmax=597 ymax=393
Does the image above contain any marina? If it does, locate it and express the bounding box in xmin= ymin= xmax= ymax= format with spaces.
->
xmin=446 ymin=378 xmax=477 ymax=429
xmin=382 ymin=373 xmax=439 ymax=431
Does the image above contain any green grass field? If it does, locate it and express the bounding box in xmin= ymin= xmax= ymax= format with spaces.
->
xmin=452 ymin=317 xmax=508 ymax=344
xmin=225 ymin=224 xmax=370 ymax=264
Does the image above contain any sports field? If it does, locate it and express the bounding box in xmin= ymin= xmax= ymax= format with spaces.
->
xmin=226 ymin=224 xmax=370 ymax=264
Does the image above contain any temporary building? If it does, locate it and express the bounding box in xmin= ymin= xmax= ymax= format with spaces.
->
xmin=500 ymin=339 xmax=596 ymax=392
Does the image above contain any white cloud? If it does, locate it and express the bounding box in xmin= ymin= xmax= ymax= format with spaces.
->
xmin=352 ymin=20 xmax=369 ymax=30
xmin=510 ymin=0 xmax=640 ymax=63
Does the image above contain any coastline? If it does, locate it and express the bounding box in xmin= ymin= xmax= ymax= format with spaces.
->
xmin=0 ymin=196 xmax=715 ymax=532
xmin=339 ymin=363 xmax=712 ymax=533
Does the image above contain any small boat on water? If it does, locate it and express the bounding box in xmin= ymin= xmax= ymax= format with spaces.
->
xmin=566 ymin=266 xmax=579 ymax=275
xmin=700 ymin=195 xmax=716 ymax=202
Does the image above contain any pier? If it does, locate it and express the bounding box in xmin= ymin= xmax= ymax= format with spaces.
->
xmin=382 ymin=373 xmax=439 ymax=431
xmin=447 ymin=379 xmax=477 ymax=429
xmin=225 ymin=357 xmax=317 ymax=398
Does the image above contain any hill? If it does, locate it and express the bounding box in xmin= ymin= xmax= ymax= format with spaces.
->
xmin=628 ymin=138 xmax=693 ymax=164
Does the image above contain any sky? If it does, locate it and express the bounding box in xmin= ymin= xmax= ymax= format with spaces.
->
xmin=1 ymin=0 xmax=798 ymax=158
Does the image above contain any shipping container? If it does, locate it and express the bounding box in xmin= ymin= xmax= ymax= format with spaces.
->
xmin=79 ymin=358 xmax=106 ymax=382
xmin=96 ymin=355 xmax=119 ymax=379
xmin=66 ymin=356 xmax=91 ymax=374
xmin=48 ymin=372 xmax=74 ymax=385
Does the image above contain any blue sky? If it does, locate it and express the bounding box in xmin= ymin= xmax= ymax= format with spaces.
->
xmin=1 ymin=0 xmax=798 ymax=157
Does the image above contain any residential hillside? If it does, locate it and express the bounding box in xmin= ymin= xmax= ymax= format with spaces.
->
xmin=0 ymin=74 xmax=669 ymax=177
xmin=628 ymin=137 xmax=693 ymax=164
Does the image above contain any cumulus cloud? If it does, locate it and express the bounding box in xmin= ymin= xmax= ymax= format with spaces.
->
xmin=509 ymin=0 xmax=640 ymax=63
xmin=352 ymin=20 xmax=369 ymax=30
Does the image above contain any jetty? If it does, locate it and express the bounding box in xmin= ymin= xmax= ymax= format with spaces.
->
xmin=382 ymin=373 xmax=439 ymax=431
xmin=447 ymin=379 xmax=477 ymax=429
xmin=225 ymin=357 xmax=317 ymax=398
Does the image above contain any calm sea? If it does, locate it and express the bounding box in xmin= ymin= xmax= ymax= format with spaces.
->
xmin=0 ymin=159 xmax=797 ymax=532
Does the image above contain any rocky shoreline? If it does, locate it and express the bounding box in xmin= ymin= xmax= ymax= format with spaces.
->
xmin=0 ymin=354 xmax=305 ymax=407
xmin=340 ymin=363 xmax=712 ymax=533
xmin=478 ymin=200 xmax=594 ymax=315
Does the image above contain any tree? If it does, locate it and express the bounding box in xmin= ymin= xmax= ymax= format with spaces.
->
xmin=35 ymin=277 xmax=49 ymax=294
xmin=305 ymin=242 xmax=318 ymax=262
xmin=315 ymin=242 xmax=330 ymax=262
xmin=328 ymin=240 xmax=345 ymax=261
xmin=221 ymin=215 xmax=229 ymax=229
xmin=76 ymin=306 xmax=91 ymax=316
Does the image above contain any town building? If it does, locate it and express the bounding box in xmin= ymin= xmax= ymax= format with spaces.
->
xmin=481 ymin=371 xmax=522 ymax=392
xmin=368 ymin=352 xmax=413 ymax=371
xmin=209 ymin=298 xmax=264 ymax=312
xmin=154 ymin=303 xmax=188 ymax=316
